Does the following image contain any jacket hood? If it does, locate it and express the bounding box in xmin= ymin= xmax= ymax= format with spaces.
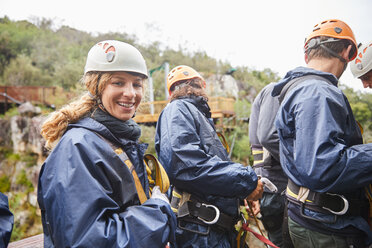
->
xmin=272 ymin=67 xmax=339 ymax=97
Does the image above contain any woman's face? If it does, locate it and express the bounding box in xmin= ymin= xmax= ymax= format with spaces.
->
xmin=101 ymin=71 xmax=143 ymax=121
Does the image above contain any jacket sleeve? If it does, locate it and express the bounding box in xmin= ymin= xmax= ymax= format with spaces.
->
xmin=256 ymin=84 xmax=280 ymax=161
xmin=0 ymin=193 xmax=13 ymax=248
xmin=248 ymin=89 xmax=261 ymax=148
xmin=156 ymin=102 xmax=258 ymax=199
xmin=275 ymin=82 xmax=372 ymax=193
xmin=38 ymin=134 xmax=176 ymax=248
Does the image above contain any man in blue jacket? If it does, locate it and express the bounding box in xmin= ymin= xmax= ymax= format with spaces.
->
xmin=272 ymin=19 xmax=372 ymax=247
xmin=155 ymin=65 xmax=263 ymax=247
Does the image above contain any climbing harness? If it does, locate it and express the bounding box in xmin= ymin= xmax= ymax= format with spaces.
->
xmin=95 ymin=132 xmax=170 ymax=204
xmin=286 ymin=179 xmax=369 ymax=223
xmin=170 ymin=187 xmax=236 ymax=235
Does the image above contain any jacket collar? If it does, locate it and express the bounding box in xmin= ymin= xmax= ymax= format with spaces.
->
xmin=272 ymin=67 xmax=339 ymax=97
xmin=179 ymin=95 xmax=211 ymax=118
xmin=68 ymin=117 xmax=135 ymax=146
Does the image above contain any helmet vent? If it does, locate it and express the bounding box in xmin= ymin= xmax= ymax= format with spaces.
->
xmin=183 ymin=71 xmax=189 ymax=76
xmin=334 ymin=27 xmax=342 ymax=34
xmin=313 ymin=27 xmax=320 ymax=32
xmin=106 ymin=52 xmax=115 ymax=62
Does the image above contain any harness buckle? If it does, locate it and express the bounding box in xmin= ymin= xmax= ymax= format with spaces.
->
xmin=322 ymin=193 xmax=349 ymax=215
xmin=197 ymin=204 xmax=220 ymax=225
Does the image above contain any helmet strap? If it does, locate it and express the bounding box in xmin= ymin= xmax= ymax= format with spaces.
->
xmin=319 ymin=44 xmax=347 ymax=63
xmin=306 ymin=37 xmax=347 ymax=64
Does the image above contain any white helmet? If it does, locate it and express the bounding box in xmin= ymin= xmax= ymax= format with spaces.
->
xmin=84 ymin=40 xmax=148 ymax=78
xmin=350 ymin=41 xmax=372 ymax=78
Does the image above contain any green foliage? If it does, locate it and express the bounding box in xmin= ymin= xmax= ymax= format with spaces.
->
xmin=234 ymin=67 xmax=280 ymax=93
xmin=6 ymin=152 xmax=20 ymax=162
xmin=343 ymin=86 xmax=372 ymax=143
xmin=21 ymin=153 xmax=38 ymax=168
xmin=229 ymin=126 xmax=251 ymax=166
xmin=234 ymin=98 xmax=252 ymax=119
xmin=139 ymin=125 xmax=156 ymax=155
xmin=0 ymin=175 xmax=11 ymax=192
xmin=0 ymin=16 xmax=40 ymax=75
xmin=0 ymin=106 xmax=19 ymax=118
xmin=350 ymin=102 xmax=372 ymax=124
xmin=15 ymin=169 xmax=34 ymax=193
xmin=3 ymin=54 xmax=52 ymax=86
xmin=8 ymin=192 xmax=42 ymax=242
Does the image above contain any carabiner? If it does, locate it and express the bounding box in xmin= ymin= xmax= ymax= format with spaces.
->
xmin=197 ymin=203 xmax=220 ymax=225
xmin=322 ymin=193 xmax=349 ymax=215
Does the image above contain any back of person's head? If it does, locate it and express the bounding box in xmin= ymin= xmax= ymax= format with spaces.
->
xmin=167 ymin=65 xmax=207 ymax=101
xmin=304 ymin=19 xmax=357 ymax=62
xmin=350 ymin=41 xmax=372 ymax=78
xmin=41 ymin=40 xmax=147 ymax=149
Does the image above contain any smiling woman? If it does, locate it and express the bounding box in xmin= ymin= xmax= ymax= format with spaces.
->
xmin=37 ymin=40 xmax=176 ymax=247
xmin=101 ymin=72 xmax=144 ymax=121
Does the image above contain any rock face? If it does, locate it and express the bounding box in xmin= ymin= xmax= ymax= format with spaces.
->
xmin=0 ymin=102 xmax=47 ymax=241
xmin=205 ymin=74 xmax=240 ymax=98
xmin=0 ymin=119 xmax=11 ymax=147
xmin=10 ymin=115 xmax=47 ymax=163
xmin=7 ymin=102 xmax=47 ymax=163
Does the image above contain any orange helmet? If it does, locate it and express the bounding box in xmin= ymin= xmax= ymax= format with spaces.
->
xmin=167 ymin=65 xmax=205 ymax=95
xmin=304 ymin=19 xmax=358 ymax=60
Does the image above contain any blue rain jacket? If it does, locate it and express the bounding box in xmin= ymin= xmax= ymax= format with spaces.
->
xmin=37 ymin=117 xmax=176 ymax=248
xmin=272 ymin=67 xmax=372 ymax=245
xmin=155 ymin=96 xmax=258 ymax=247
xmin=0 ymin=192 xmax=13 ymax=248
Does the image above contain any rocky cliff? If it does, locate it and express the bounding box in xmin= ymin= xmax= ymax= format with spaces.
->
xmin=0 ymin=102 xmax=47 ymax=241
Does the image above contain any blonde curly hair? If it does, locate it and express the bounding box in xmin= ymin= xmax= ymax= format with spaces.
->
xmin=41 ymin=72 xmax=113 ymax=150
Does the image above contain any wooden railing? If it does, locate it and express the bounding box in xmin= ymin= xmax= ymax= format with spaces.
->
xmin=0 ymin=86 xmax=56 ymax=104
xmin=134 ymin=97 xmax=235 ymax=124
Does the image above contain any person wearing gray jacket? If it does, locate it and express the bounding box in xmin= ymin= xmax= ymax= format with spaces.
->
xmin=249 ymin=82 xmax=293 ymax=248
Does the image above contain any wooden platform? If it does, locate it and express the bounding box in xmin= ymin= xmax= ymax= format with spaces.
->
xmin=8 ymin=234 xmax=43 ymax=248
xmin=134 ymin=97 xmax=235 ymax=125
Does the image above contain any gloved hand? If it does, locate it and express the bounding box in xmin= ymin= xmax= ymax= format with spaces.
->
xmin=151 ymin=186 xmax=170 ymax=204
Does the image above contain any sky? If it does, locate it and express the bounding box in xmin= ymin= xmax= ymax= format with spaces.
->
xmin=1 ymin=0 xmax=372 ymax=93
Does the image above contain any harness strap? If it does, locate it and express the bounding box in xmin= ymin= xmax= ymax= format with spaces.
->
xmin=117 ymin=148 xmax=148 ymax=204
xmin=278 ymin=74 xmax=333 ymax=105
xmin=171 ymin=188 xmax=235 ymax=231
xmin=94 ymin=132 xmax=148 ymax=204
xmin=287 ymin=179 xmax=368 ymax=216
